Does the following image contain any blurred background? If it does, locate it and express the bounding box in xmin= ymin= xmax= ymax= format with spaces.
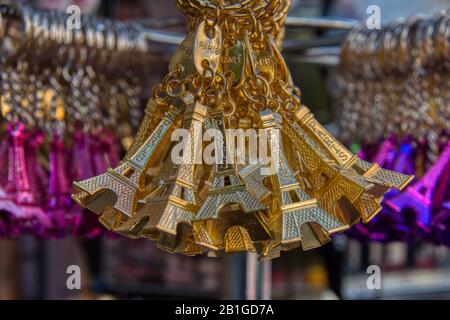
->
xmin=1 ymin=0 xmax=450 ymax=300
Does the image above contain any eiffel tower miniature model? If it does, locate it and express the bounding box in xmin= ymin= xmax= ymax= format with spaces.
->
xmin=386 ymin=143 xmax=450 ymax=226
xmin=72 ymin=103 xmax=181 ymax=218
xmin=114 ymin=95 xmax=207 ymax=255
xmin=4 ymin=123 xmax=51 ymax=232
xmin=193 ymin=107 xmax=272 ymax=253
xmin=238 ymin=162 xmax=272 ymax=200
xmin=72 ymin=0 xmax=414 ymax=259
xmin=283 ymin=117 xmax=383 ymax=224
xmin=0 ymin=131 xmax=29 ymax=220
xmin=91 ymin=99 xmax=170 ymax=231
xmin=259 ymin=110 xmax=347 ymax=258
xmin=295 ymin=107 xmax=413 ymax=193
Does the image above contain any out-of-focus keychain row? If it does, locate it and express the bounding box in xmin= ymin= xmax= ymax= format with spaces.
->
xmin=0 ymin=3 xmax=148 ymax=238
xmin=332 ymin=10 xmax=450 ymax=246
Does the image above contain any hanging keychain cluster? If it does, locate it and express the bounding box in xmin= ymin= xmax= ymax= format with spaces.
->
xmin=0 ymin=3 xmax=148 ymax=238
xmin=73 ymin=0 xmax=412 ymax=259
xmin=332 ymin=11 xmax=450 ymax=245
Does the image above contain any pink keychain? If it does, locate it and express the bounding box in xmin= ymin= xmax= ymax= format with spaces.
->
xmin=91 ymin=130 xmax=113 ymax=175
xmin=70 ymin=128 xmax=103 ymax=238
xmin=104 ymin=129 xmax=122 ymax=168
xmin=0 ymin=132 xmax=23 ymax=238
xmin=45 ymin=134 xmax=73 ymax=238
xmin=6 ymin=123 xmax=51 ymax=234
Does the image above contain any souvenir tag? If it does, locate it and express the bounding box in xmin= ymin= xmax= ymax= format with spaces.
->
xmin=244 ymin=33 xmax=276 ymax=82
xmin=222 ymin=39 xmax=245 ymax=86
xmin=169 ymin=32 xmax=196 ymax=77
xmin=269 ymin=37 xmax=293 ymax=85
xmin=194 ymin=21 xmax=222 ymax=74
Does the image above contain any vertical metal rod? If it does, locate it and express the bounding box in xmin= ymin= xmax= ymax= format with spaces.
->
xmin=261 ymin=259 xmax=272 ymax=300
xmin=227 ymin=253 xmax=247 ymax=299
xmin=226 ymin=252 xmax=272 ymax=300
xmin=246 ymin=253 xmax=257 ymax=299
xmin=246 ymin=252 xmax=272 ymax=300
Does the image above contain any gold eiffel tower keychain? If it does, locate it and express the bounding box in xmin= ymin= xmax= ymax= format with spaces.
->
xmin=72 ymin=0 xmax=413 ymax=259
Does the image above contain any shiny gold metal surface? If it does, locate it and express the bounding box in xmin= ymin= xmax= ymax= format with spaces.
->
xmin=72 ymin=0 xmax=413 ymax=259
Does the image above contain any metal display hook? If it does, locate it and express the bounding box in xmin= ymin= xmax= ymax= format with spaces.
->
xmin=0 ymin=2 xmax=357 ymax=56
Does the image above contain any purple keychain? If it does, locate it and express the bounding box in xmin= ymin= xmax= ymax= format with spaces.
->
xmin=70 ymin=128 xmax=96 ymax=184
xmin=70 ymin=128 xmax=104 ymax=238
xmin=385 ymin=138 xmax=419 ymax=240
xmin=44 ymin=134 xmax=73 ymax=238
xmin=6 ymin=123 xmax=51 ymax=234
xmin=26 ymin=130 xmax=49 ymax=206
xmin=386 ymin=142 xmax=450 ymax=234
xmin=91 ymin=130 xmax=114 ymax=175
xmin=429 ymin=202 xmax=450 ymax=247
xmin=349 ymin=137 xmax=404 ymax=242
xmin=431 ymin=145 xmax=450 ymax=210
xmin=103 ymin=130 xmax=122 ymax=239
xmin=428 ymin=142 xmax=450 ymax=246
xmin=104 ymin=130 xmax=121 ymax=168
xmin=0 ymin=136 xmax=10 ymax=187
xmin=0 ymin=218 xmax=6 ymax=237
xmin=371 ymin=136 xmax=398 ymax=169
xmin=391 ymin=138 xmax=416 ymax=191
xmin=89 ymin=129 xmax=123 ymax=239
xmin=30 ymin=131 xmax=49 ymax=201
xmin=373 ymin=138 xmax=418 ymax=242
xmin=0 ymin=133 xmax=23 ymax=238
xmin=348 ymin=137 xmax=418 ymax=242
